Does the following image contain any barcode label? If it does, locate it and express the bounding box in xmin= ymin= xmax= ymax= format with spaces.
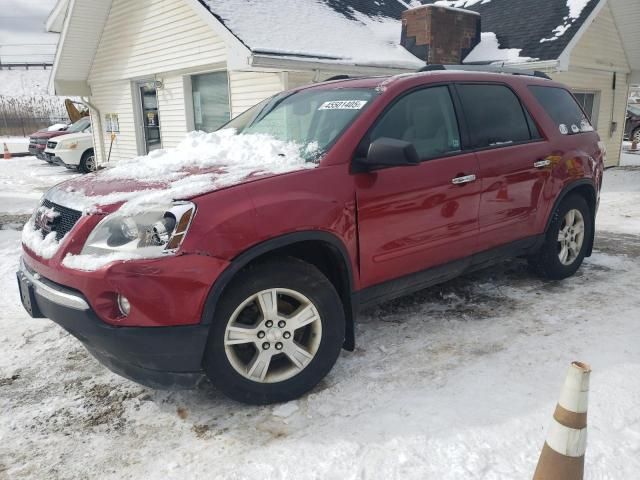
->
xmin=318 ymin=100 xmax=368 ymax=110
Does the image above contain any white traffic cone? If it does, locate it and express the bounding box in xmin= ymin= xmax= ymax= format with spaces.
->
xmin=533 ymin=361 xmax=591 ymax=480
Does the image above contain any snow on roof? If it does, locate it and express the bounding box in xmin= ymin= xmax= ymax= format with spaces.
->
xmin=0 ymin=69 xmax=51 ymax=97
xmin=424 ymin=0 xmax=601 ymax=62
xmin=200 ymin=0 xmax=425 ymax=69
xmin=464 ymin=32 xmax=533 ymax=64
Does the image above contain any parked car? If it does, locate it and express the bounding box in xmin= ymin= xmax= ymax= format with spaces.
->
xmin=624 ymin=105 xmax=640 ymax=143
xmin=17 ymin=69 xmax=604 ymax=405
xmin=44 ymin=127 xmax=95 ymax=173
xmin=28 ymin=117 xmax=91 ymax=161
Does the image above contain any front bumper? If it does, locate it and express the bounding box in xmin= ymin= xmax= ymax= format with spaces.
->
xmin=44 ymin=148 xmax=79 ymax=168
xmin=17 ymin=258 xmax=209 ymax=389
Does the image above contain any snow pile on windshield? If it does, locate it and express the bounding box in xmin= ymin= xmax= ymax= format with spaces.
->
xmin=48 ymin=129 xmax=316 ymax=215
xmin=101 ymin=129 xmax=312 ymax=184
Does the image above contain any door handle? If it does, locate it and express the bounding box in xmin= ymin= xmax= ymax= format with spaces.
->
xmin=451 ymin=174 xmax=477 ymax=185
xmin=534 ymin=159 xmax=552 ymax=168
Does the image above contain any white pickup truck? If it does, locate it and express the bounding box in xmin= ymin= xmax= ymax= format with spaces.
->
xmin=44 ymin=124 xmax=96 ymax=173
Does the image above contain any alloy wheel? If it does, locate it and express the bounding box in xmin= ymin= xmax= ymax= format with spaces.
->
xmin=85 ymin=155 xmax=97 ymax=172
xmin=224 ymin=288 xmax=322 ymax=383
xmin=557 ymin=208 xmax=585 ymax=266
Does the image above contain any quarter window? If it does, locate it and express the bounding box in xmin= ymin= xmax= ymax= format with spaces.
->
xmin=529 ymin=86 xmax=594 ymax=135
xmin=457 ymin=84 xmax=533 ymax=148
xmin=573 ymin=92 xmax=598 ymax=127
xmin=191 ymin=71 xmax=231 ymax=132
xmin=369 ymin=86 xmax=461 ymax=160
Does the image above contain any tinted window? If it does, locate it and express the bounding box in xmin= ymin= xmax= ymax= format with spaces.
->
xmin=529 ymin=86 xmax=594 ymax=135
xmin=457 ymin=84 xmax=532 ymax=148
xmin=369 ymin=86 xmax=461 ymax=160
xmin=573 ymin=93 xmax=595 ymax=121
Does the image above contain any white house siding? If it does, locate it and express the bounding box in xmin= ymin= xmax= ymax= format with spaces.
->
xmin=552 ymin=3 xmax=630 ymax=167
xmin=228 ymin=72 xmax=285 ymax=117
xmin=157 ymin=74 xmax=189 ymax=149
xmin=87 ymin=0 xmax=227 ymax=163
xmin=89 ymin=81 xmax=137 ymax=164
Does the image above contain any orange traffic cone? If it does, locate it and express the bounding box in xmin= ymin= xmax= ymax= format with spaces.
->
xmin=3 ymin=143 xmax=11 ymax=160
xmin=533 ymin=361 xmax=591 ymax=480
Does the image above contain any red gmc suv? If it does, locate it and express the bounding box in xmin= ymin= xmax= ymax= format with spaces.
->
xmin=17 ymin=69 xmax=604 ymax=404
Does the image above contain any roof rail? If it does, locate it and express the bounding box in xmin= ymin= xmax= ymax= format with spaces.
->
xmin=324 ymin=75 xmax=351 ymax=81
xmin=418 ymin=64 xmax=551 ymax=80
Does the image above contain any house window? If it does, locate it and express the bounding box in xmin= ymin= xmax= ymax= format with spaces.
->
xmin=191 ymin=71 xmax=230 ymax=132
xmin=573 ymin=92 xmax=599 ymax=128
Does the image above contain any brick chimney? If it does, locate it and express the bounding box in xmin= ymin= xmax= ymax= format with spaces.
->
xmin=401 ymin=5 xmax=481 ymax=65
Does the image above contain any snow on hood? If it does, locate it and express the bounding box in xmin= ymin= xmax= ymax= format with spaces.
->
xmin=46 ymin=129 xmax=316 ymax=215
xmin=23 ymin=130 xmax=316 ymax=260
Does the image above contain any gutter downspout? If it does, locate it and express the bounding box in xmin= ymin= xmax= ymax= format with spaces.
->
xmin=81 ymin=97 xmax=106 ymax=166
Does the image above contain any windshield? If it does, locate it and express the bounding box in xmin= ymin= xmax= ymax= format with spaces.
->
xmin=222 ymin=88 xmax=377 ymax=160
xmin=66 ymin=117 xmax=91 ymax=133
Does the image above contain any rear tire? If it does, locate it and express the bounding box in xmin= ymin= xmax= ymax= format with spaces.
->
xmin=529 ymin=194 xmax=592 ymax=280
xmin=203 ymin=257 xmax=345 ymax=405
xmin=79 ymin=149 xmax=96 ymax=174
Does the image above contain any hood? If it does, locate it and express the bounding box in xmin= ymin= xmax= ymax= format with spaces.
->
xmin=45 ymin=130 xmax=317 ymax=215
xmin=30 ymin=129 xmax=70 ymax=140
xmin=49 ymin=131 xmax=92 ymax=143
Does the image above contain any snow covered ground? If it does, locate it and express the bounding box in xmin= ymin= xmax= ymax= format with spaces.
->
xmin=1 ymin=160 xmax=639 ymax=479
xmin=0 ymin=156 xmax=79 ymax=216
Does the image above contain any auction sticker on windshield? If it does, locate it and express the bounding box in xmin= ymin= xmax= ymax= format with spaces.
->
xmin=319 ymin=100 xmax=368 ymax=110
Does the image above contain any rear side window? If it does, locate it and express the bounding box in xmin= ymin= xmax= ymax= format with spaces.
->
xmin=457 ymin=84 xmax=533 ymax=148
xmin=529 ymin=86 xmax=594 ymax=135
xmin=369 ymin=86 xmax=461 ymax=160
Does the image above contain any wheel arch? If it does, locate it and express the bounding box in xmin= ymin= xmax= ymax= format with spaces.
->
xmin=200 ymin=231 xmax=357 ymax=351
xmin=545 ymin=179 xmax=597 ymax=256
xmin=81 ymin=147 xmax=94 ymax=159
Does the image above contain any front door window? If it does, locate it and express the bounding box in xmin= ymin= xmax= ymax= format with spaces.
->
xmin=138 ymin=82 xmax=161 ymax=153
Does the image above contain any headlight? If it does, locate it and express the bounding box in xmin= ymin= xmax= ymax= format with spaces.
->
xmin=80 ymin=202 xmax=195 ymax=256
xmin=59 ymin=140 xmax=78 ymax=149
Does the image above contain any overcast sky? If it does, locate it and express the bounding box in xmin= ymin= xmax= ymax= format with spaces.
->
xmin=0 ymin=0 xmax=58 ymax=64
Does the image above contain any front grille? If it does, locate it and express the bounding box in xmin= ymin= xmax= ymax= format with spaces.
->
xmin=37 ymin=138 xmax=48 ymax=145
xmin=36 ymin=200 xmax=83 ymax=241
xmin=47 ymin=141 xmax=57 ymax=149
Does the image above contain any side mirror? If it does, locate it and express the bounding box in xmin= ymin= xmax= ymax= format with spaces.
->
xmin=359 ymin=137 xmax=420 ymax=170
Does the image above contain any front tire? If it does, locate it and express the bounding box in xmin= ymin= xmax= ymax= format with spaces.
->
xmin=203 ymin=257 xmax=345 ymax=405
xmin=632 ymin=127 xmax=640 ymax=144
xmin=529 ymin=194 xmax=592 ymax=280
xmin=79 ymin=149 xmax=96 ymax=174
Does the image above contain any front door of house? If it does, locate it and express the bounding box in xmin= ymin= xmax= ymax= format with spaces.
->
xmin=137 ymin=81 xmax=161 ymax=154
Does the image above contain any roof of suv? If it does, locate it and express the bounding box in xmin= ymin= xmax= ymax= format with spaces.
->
xmin=299 ymin=70 xmax=562 ymax=93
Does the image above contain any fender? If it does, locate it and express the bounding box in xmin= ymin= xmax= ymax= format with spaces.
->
xmin=544 ymin=179 xmax=597 ymax=257
xmin=199 ymin=230 xmax=357 ymax=349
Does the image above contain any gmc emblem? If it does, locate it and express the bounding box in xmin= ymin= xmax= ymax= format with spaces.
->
xmin=34 ymin=207 xmax=59 ymax=235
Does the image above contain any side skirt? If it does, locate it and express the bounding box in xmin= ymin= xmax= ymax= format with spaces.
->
xmin=356 ymin=235 xmax=545 ymax=310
